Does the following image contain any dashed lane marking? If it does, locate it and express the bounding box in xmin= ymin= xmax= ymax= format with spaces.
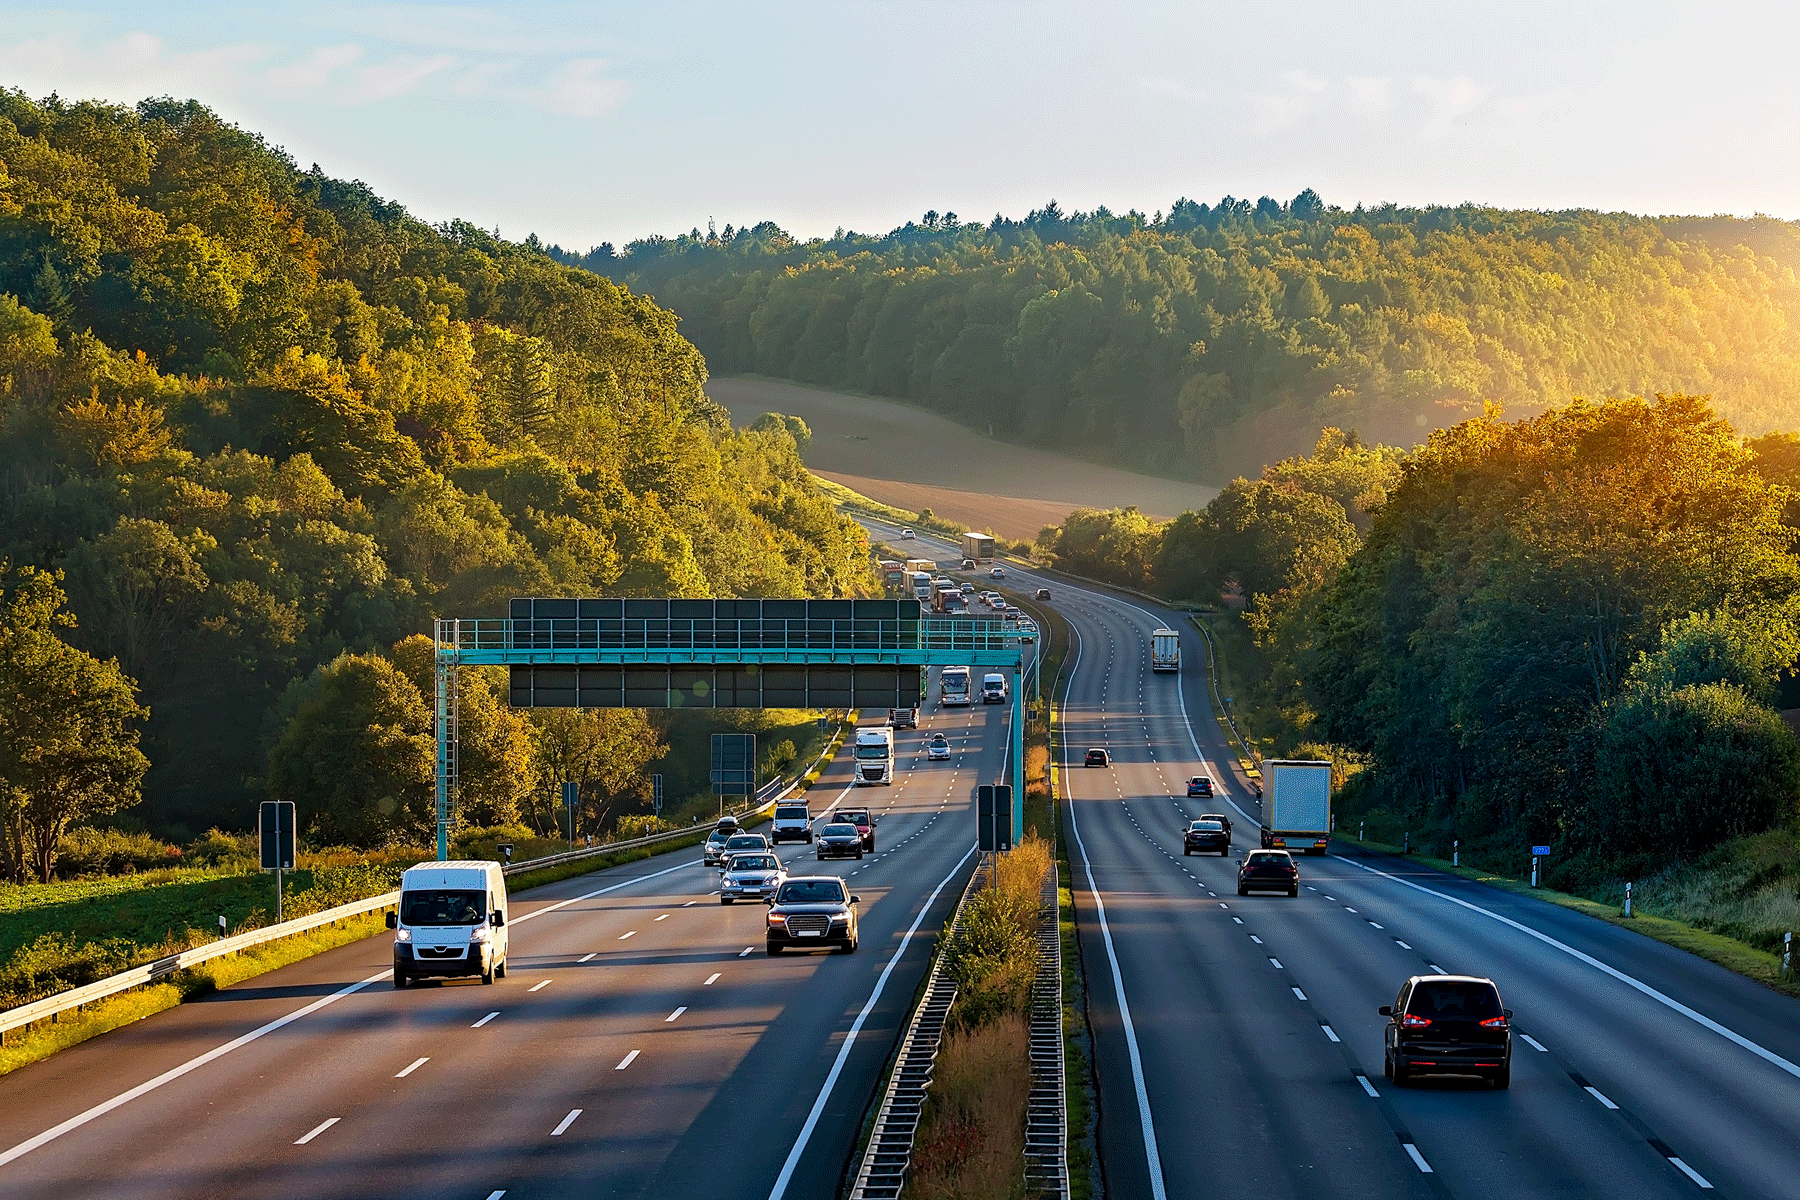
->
xmin=472 ymin=1011 xmax=499 ymax=1028
xmin=1402 ymin=1142 xmax=1434 ymax=1174
xmin=704 ymin=973 xmax=721 ymax=985
xmin=1356 ymin=1074 xmax=1380 ymax=1098
xmin=293 ymin=1117 xmax=339 ymax=1145
xmin=578 ymin=953 xmax=596 ymax=963
xmin=394 ymin=1057 xmax=429 ymax=1078
xmin=615 ymin=1050 xmax=640 ymax=1070
xmin=551 ymin=1109 xmax=581 ymax=1136
xmin=529 ymin=980 xmax=551 ymax=993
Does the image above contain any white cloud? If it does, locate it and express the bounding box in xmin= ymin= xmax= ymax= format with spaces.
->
xmin=1412 ymin=74 xmax=1489 ymax=140
xmin=344 ymin=54 xmax=459 ymax=103
xmin=268 ymin=43 xmax=365 ymax=91
xmin=1346 ymin=75 xmax=1393 ymax=118
xmin=1247 ymin=69 xmax=1328 ymax=134
xmin=314 ymin=3 xmax=607 ymax=55
xmin=540 ymin=58 xmax=627 ymax=119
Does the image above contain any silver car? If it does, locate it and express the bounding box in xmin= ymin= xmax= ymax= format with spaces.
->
xmin=719 ymin=853 xmax=787 ymax=905
xmin=703 ymin=824 xmax=740 ymax=865
xmin=720 ymin=833 xmax=771 ymax=866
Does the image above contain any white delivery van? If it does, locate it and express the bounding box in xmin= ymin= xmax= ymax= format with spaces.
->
xmin=982 ymin=673 xmax=1008 ymax=703
xmin=388 ymin=860 xmax=510 ymax=987
xmin=771 ymin=801 xmax=814 ymax=843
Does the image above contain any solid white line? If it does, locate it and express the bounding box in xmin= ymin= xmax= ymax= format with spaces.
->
xmin=1402 ymin=1143 xmax=1434 ymax=1173
xmin=293 ymin=1117 xmax=339 ymax=1145
xmin=394 ymin=1057 xmax=429 ymax=1078
xmin=1060 ymin=623 xmax=1168 ymax=1200
xmin=704 ymin=972 xmax=721 ymax=985
xmin=618 ymin=931 xmax=637 ymax=940
xmin=1522 ymin=1033 xmax=1549 ymax=1052
xmin=1356 ymin=1074 xmax=1380 ymax=1097
xmin=766 ymin=841 xmax=979 ymax=1200
xmin=1585 ymin=1085 xmax=1619 ymax=1110
xmin=666 ymin=1006 xmax=687 ymax=1022
xmin=472 ymin=1011 xmax=500 ymax=1028
xmin=1668 ymin=1157 xmax=1714 ymax=1188
xmin=0 ymin=968 xmax=389 ymax=1169
xmin=551 ymin=1109 xmax=582 ymax=1136
xmin=1335 ymin=853 xmax=1800 ymax=1081
xmin=578 ymin=952 xmax=596 ymax=962
xmin=1322 ymin=1025 xmax=1340 ymax=1043
xmin=615 ymin=1050 xmax=640 ymax=1070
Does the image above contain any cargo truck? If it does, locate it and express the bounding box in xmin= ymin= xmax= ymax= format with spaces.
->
xmin=933 ymin=585 xmax=967 ymax=614
xmin=908 ymin=571 xmax=934 ymax=602
xmin=1151 ymin=628 xmax=1181 ymax=672
xmin=1260 ymin=759 xmax=1332 ymax=854
xmin=961 ymin=532 xmax=996 ymax=563
xmin=905 ymin=558 xmax=937 ymax=577
xmin=854 ymin=725 xmax=894 ymax=785
xmin=879 ymin=559 xmax=905 ymax=589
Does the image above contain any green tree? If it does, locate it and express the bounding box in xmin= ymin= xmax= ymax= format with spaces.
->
xmin=529 ymin=707 xmax=667 ymax=837
xmin=389 ymin=635 xmax=537 ymax=828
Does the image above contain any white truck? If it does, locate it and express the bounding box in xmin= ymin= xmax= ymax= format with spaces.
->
xmin=1260 ymin=760 xmax=1332 ymax=855
xmin=1151 ymin=628 xmax=1181 ymax=673
xmin=908 ymin=571 xmax=934 ymax=602
xmin=388 ymin=860 xmax=510 ymax=986
xmin=853 ymin=725 xmax=895 ymax=785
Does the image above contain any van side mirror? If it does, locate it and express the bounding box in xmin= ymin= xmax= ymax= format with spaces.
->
xmin=1377 ymin=1005 xmax=1393 ymax=1017
xmin=386 ymin=911 xmax=398 ymax=929
xmin=850 ymin=895 xmax=861 ymax=904
xmin=490 ymin=911 xmax=504 ymax=927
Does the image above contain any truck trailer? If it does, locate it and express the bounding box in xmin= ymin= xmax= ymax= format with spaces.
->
xmin=1151 ymin=628 xmax=1181 ymax=672
xmin=961 ymin=532 xmax=996 ymax=563
xmin=1260 ymin=759 xmax=1332 ymax=854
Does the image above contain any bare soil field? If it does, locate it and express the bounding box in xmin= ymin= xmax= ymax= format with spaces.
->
xmin=708 ymin=377 xmax=1217 ymax=539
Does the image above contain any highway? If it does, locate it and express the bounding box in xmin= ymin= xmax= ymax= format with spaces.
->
xmin=0 ymin=679 xmax=1023 ymax=1199
xmin=869 ymin=518 xmax=1800 ymax=1200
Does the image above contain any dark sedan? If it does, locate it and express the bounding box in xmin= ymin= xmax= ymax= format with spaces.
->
xmin=766 ymin=876 xmax=859 ymax=954
xmin=1085 ymin=748 xmax=1111 ymax=767
xmin=1199 ymin=812 xmax=1232 ymax=836
xmin=1381 ymin=975 xmax=1513 ymax=1088
xmin=815 ymin=822 xmax=864 ymax=860
xmin=1183 ymin=819 xmax=1230 ymax=856
xmin=1237 ymin=849 xmax=1299 ymax=896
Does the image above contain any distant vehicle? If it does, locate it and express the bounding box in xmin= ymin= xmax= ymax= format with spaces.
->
xmin=766 ymin=876 xmax=860 ymax=955
xmin=989 ymin=566 xmax=1006 ymax=578
xmin=1184 ymin=819 xmax=1230 ymax=856
xmin=837 ymin=806 xmax=877 ymax=850
xmin=933 ymin=585 xmax=966 ymax=614
xmin=1199 ymin=812 xmax=1233 ymax=836
xmin=1261 ymin=759 xmax=1332 ymax=854
xmin=927 ymin=733 xmax=951 ymax=760
xmin=900 ymin=528 xmax=915 ymax=539
xmin=981 ymin=673 xmax=1008 ymax=703
xmin=1187 ymin=776 xmax=1214 ymax=798
xmin=940 ymin=665 xmax=972 ymax=706
xmin=721 ymin=833 xmax=770 ymax=863
xmin=854 ymin=725 xmax=895 ymax=785
xmin=704 ymin=824 xmax=739 ymax=864
xmin=961 ymin=558 xmax=975 ymax=570
xmin=1035 ymin=588 xmax=1051 ymax=600
xmin=905 ymin=557 xmax=937 ymax=576
xmin=889 ymin=707 xmax=917 ymax=729
xmin=390 ymin=860 xmax=510 ymax=987
xmin=816 ymin=822 xmax=865 ymax=860
xmin=1381 ymin=975 xmax=1513 ymax=1089
xmin=879 ymin=559 xmax=906 ymax=589
xmin=770 ymin=803 xmax=813 ymax=844
xmin=962 ymin=532 xmax=996 ymax=563
xmin=1085 ymin=748 xmax=1111 ymax=767
xmin=1152 ymin=628 xmax=1180 ymax=673
xmin=1018 ymin=620 xmax=1037 ymax=642
xmin=959 ymin=582 xmax=976 ymax=595
xmin=718 ymin=854 xmax=786 ymax=904
xmin=1237 ymin=849 xmax=1299 ymax=896
xmin=908 ymin=571 xmax=934 ymax=602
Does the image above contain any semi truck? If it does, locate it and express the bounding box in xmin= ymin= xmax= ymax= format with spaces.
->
xmin=1151 ymin=628 xmax=1181 ymax=672
xmin=879 ymin=559 xmax=906 ymax=590
xmin=1260 ymin=759 xmax=1332 ymax=854
xmin=853 ymin=725 xmax=895 ymax=785
xmin=933 ymin=585 xmax=967 ymax=614
xmin=908 ymin=571 xmax=934 ymax=602
xmin=961 ymin=532 xmax=996 ymax=563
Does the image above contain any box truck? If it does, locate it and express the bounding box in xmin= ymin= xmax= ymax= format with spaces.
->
xmin=1260 ymin=760 xmax=1332 ymax=854
xmin=961 ymin=532 xmax=996 ymax=563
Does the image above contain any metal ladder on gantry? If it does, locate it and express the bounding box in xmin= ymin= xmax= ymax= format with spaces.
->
xmin=431 ymin=599 xmax=1030 ymax=859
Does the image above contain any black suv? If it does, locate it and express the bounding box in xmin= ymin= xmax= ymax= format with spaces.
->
xmin=1184 ymin=819 xmax=1229 ymax=856
xmin=1380 ymin=975 xmax=1513 ymax=1088
xmin=766 ymin=877 xmax=859 ymax=954
xmin=1085 ymin=748 xmax=1111 ymax=767
xmin=1237 ymin=850 xmax=1299 ymax=896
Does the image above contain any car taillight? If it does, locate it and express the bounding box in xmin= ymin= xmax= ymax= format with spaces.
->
xmin=1401 ymin=1014 xmax=1432 ymax=1028
xmin=1479 ymin=1016 xmax=1509 ymax=1029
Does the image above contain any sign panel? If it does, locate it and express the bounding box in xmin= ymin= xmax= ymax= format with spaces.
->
xmin=562 ymin=781 xmax=579 ymax=809
xmin=977 ymin=785 xmax=1013 ymax=853
xmin=711 ymin=733 xmax=757 ymax=798
xmin=258 ymin=801 xmax=295 ymax=871
xmin=1532 ymin=845 xmax=1551 ymax=856
xmin=653 ymin=773 xmax=664 ymax=816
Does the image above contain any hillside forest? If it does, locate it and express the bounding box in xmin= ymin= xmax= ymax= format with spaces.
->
xmin=571 ymin=195 xmax=1800 ymax=482
xmin=0 ymin=91 xmax=873 ymax=881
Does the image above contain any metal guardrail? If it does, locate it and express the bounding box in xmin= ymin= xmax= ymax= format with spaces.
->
xmin=0 ymin=722 xmax=850 ymax=1044
xmin=848 ymin=854 xmax=992 ymax=1200
xmin=1024 ymin=855 xmax=1069 ymax=1198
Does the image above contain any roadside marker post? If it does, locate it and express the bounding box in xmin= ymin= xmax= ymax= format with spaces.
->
xmin=1453 ymin=839 xmax=1459 ymax=867
xmin=1531 ymin=845 xmax=1550 ymax=889
xmin=562 ymin=781 xmax=579 ymax=851
xmin=1624 ymin=881 xmax=1633 ymax=918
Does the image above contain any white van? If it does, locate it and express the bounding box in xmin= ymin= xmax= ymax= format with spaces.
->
xmin=982 ymin=673 xmax=1008 ymax=703
xmin=771 ymin=802 xmax=813 ymax=844
xmin=389 ymin=860 xmax=510 ymax=987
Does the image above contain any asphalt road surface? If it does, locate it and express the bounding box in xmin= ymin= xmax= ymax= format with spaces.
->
xmin=871 ymin=519 xmax=1800 ymax=1200
xmin=0 ymin=686 xmax=1021 ymax=1200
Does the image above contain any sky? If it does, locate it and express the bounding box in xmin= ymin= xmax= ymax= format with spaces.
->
xmin=3 ymin=1 xmax=1797 ymax=251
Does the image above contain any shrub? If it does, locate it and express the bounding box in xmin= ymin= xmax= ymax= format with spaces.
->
xmin=53 ymin=828 xmax=183 ymax=879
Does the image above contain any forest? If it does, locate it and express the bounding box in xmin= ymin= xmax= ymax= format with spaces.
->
xmin=0 ymin=91 xmax=873 ymax=879
xmin=570 ymin=194 xmax=1800 ymax=482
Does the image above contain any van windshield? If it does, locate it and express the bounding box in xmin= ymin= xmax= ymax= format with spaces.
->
xmin=775 ymin=807 xmax=808 ymax=820
xmin=401 ymin=889 xmax=486 ymax=927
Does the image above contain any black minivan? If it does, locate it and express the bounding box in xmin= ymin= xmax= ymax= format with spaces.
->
xmin=1380 ymin=974 xmax=1513 ymax=1088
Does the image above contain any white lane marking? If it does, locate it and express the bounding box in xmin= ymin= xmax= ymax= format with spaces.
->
xmin=1585 ymin=1085 xmax=1619 ymax=1110
xmin=551 ymin=1109 xmax=582 ymax=1136
xmin=1336 ymin=853 xmax=1800 ymax=1081
xmin=618 ymin=931 xmax=637 ymax=940
xmin=578 ymin=952 xmax=596 ymax=963
xmin=394 ymin=1057 xmax=429 ymax=1078
xmin=294 ymin=1117 xmax=339 ymax=1145
xmin=1269 ymin=958 xmax=1283 ymax=970
xmin=666 ymin=1006 xmax=687 ymax=1022
xmin=683 ymin=900 xmax=697 ymax=907
xmin=1522 ymin=1033 xmax=1549 ymax=1052
xmin=1249 ymin=935 xmax=1263 ymax=944
xmin=1218 ymin=903 xmax=1228 ymax=909
xmin=615 ymin=1050 xmax=640 ymax=1070
xmin=1356 ymin=1074 xmax=1380 ymax=1097
xmin=1668 ymin=1158 xmax=1714 ymax=1188
xmin=1402 ymin=1143 xmax=1434 ymax=1173
xmin=0 ymin=968 xmax=389 ymax=1170
xmin=485 ymin=1192 xmax=506 ymax=1199
xmin=766 ymin=842 xmax=979 ymax=1200
xmin=472 ymin=1011 xmax=500 ymax=1028
xmin=655 ymin=914 xmax=669 ymax=921
xmin=1292 ymin=987 xmax=1307 ymax=1001
xmin=1060 ymin=624 xmax=1168 ymax=1200
xmin=1322 ymin=1025 xmax=1340 ymax=1043
xmin=512 ymin=854 xmax=707 ymax=926
xmin=1344 ymin=906 xmax=1358 ymax=913
xmin=1368 ymin=921 xmax=1384 ymax=930
xmin=704 ymin=972 xmax=722 ymax=985
xmin=1396 ymin=940 xmax=1412 ymax=950
xmin=1429 ymin=964 xmax=1446 ymax=973
xmin=529 ymin=980 xmax=551 ymax=993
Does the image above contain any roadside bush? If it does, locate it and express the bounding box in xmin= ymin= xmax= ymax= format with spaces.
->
xmin=53 ymin=828 xmax=183 ymax=879
xmin=184 ymin=828 xmax=258 ymax=868
xmin=615 ymin=815 xmax=680 ymax=840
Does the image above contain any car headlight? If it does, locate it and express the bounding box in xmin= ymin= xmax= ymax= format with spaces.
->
xmin=767 ymin=912 xmax=786 ymax=926
xmin=469 ymin=926 xmax=490 ymax=943
xmin=394 ymin=928 xmax=411 ymax=942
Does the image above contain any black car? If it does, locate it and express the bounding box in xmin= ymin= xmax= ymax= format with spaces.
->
xmin=816 ymin=822 xmax=864 ymax=860
xmin=1237 ymin=850 xmax=1299 ymax=896
xmin=1381 ymin=975 xmax=1513 ymax=1088
xmin=1183 ymin=819 xmax=1229 ymax=856
xmin=1085 ymin=748 xmax=1111 ymax=767
xmin=766 ymin=876 xmax=859 ymax=954
xmin=1187 ymin=776 xmax=1214 ymax=798
xmin=1199 ymin=812 xmax=1232 ymax=836
xmin=1035 ymin=588 xmax=1051 ymax=600
xmin=837 ymin=807 xmax=877 ymax=851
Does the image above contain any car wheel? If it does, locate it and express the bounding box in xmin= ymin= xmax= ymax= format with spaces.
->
xmin=496 ymin=957 xmax=507 ymax=979
xmin=766 ymin=942 xmax=783 ymax=956
xmin=817 ymin=853 xmax=826 ymax=860
xmin=1289 ymin=886 xmax=1299 ymax=897
xmin=720 ymin=897 xmax=732 ymax=905
xmin=392 ymin=970 xmax=408 ymax=989
xmin=1383 ymin=1052 xmax=1393 ymax=1080
xmin=1183 ymin=847 xmax=1191 ymax=856
xmin=1491 ymin=1062 xmax=1511 ymax=1089
xmin=1221 ymin=847 xmax=1229 ymax=857
xmin=1392 ymin=1060 xmax=1411 ymax=1086
xmin=481 ymin=960 xmax=495 ymax=985
xmin=1236 ymin=885 xmax=1247 ymax=896
xmin=855 ymin=850 xmax=864 ymax=859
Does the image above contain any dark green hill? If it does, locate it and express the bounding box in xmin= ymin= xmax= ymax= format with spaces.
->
xmin=569 ymin=194 xmax=1800 ymax=481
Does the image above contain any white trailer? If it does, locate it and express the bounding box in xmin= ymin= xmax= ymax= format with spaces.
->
xmin=1151 ymin=628 xmax=1180 ymax=673
xmin=1260 ymin=760 xmax=1332 ymax=855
